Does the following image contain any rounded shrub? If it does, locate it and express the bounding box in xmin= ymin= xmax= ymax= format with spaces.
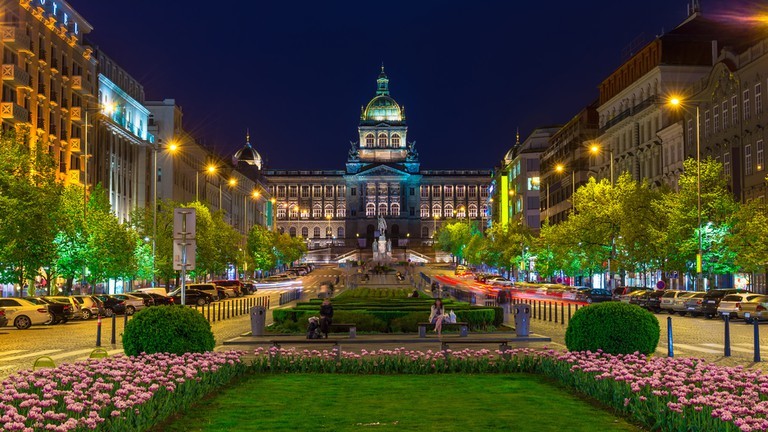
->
xmin=122 ymin=306 xmax=215 ymax=356
xmin=565 ymin=302 xmax=659 ymax=355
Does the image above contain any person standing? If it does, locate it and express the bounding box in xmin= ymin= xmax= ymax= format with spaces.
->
xmin=319 ymin=298 xmax=334 ymax=338
xmin=429 ymin=299 xmax=446 ymax=336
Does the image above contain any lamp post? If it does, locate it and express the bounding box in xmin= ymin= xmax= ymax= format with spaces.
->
xmin=326 ymin=214 xmax=332 ymax=240
xmin=270 ymin=198 xmax=277 ymax=231
xmin=669 ymin=97 xmax=703 ymax=290
xmin=589 ymin=144 xmax=616 ymax=289
xmin=433 ymin=214 xmax=438 ymax=239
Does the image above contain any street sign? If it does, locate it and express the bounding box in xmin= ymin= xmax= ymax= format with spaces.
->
xmin=173 ymin=239 xmax=196 ymax=271
xmin=657 ymin=280 xmax=666 ymax=290
xmin=173 ymin=208 xmax=196 ymax=239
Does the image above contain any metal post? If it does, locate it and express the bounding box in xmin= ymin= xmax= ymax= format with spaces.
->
xmin=568 ymin=303 xmax=572 ymax=321
xmin=695 ymin=105 xmax=703 ymax=291
xmin=124 ymin=312 xmax=128 ymax=328
xmin=667 ymin=316 xmax=674 ymax=358
xmin=554 ymin=302 xmax=558 ymax=323
xmin=152 ymin=145 xmax=157 ymax=287
xmin=724 ymin=314 xmax=731 ymax=357
xmin=560 ymin=302 xmax=564 ymax=324
xmin=111 ymin=314 xmax=116 ymax=345
xmin=207 ymin=302 xmax=211 ymax=322
xmin=96 ymin=314 xmax=101 ymax=347
xmin=754 ymin=320 xmax=761 ymax=363
xmin=218 ymin=302 xmax=222 ymax=321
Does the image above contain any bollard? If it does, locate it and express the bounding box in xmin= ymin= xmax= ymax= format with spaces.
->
xmin=124 ymin=311 xmax=128 ymax=327
xmin=96 ymin=315 xmax=102 ymax=347
xmin=561 ymin=302 xmax=565 ymax=324
xmin=218 ymin=303 xmax=222 ymax=321
xmin=724 ymin=314 xmax=731 ymax=357
xmin=568 ymin=303 xmax=572 ymax=321
xmin=755 ymin=320 xmax=762 ymax=363
xmin=667 ymin=316 xmax=674 ymax=357
xmin=227 ymin=301 xmax=230 ymax=319
xmin=207 ymin=302 xmax=211 ymax=322
xmin=533 ymin=300 xmax=536 ymax=319
xmin=549 ymin=302 xmax=552 ymax=322
xmin=111 ymin=314 xmax=116 ymax=345
xmin=554 ymin=302 xmax=558 ymax=323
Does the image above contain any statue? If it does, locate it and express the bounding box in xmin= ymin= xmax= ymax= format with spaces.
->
xmin=377 ymin=214 xmax=387 ymax=233
xmin=348 ymin=141 xmax=360 ymax=161
xmin=372 ymin=238 xmax=378 ymax=253
xmin=406 ymin=141 xmax=419 ymax=161
xmin=386 ymin=239 xmax=392 ymax=253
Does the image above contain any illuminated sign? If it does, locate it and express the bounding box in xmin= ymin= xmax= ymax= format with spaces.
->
xmin=35 ymin=0 xmax=79 ymax=34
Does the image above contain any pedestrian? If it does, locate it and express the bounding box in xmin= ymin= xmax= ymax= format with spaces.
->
xmin=319 ymin=298 xmax=334 ymax=338
xmin=429 ymin=299 xmax=446 ymax=336
xmin=335 ymin=275 xmax=340 ymax=285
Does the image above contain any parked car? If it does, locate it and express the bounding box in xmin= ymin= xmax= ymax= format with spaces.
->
xmin=626 ymin=290 xmax=650 ymax=305
xmin=212 ymin=280 xmax=244 ymax=297
xmin=127 ymin=292 xmax=157 ymax=307
xmin=241 ymin=282 xmax=257 ymax=295
xmin=613 ymin=286 xmax=646 ymax=301
xmin=43 ymin=296 xmax=82 ymax=319
xmin=669 ymin=291 xmax=701 ymax=315
xmin=737 ymin=295 xmax=768 ymax=323
xmin=288 ymin=267 xmax=308 ymax=276
xmin=0 ymin=298 xmax=52 ymax=329
xmin=574 ymin=288 xmax=612 ymax=304
xmin=29 ymin=297 xmax=74 ymax=324
xmin=145 ymin=292 xmax=174 ymax=305
xmin=110 ymin=294 xmax=148 ymax=315
xmin=186 ymin=283 xmax=220 ymax=301
xmin=700 ymin=289 xmax=749 ymax=319
xmin=716 ymin=293 xmax=763 ymax=319
xmin=455 ymin=265 xmax=471 ymax=276
xmin=681 ymin=292 xmax=708 ymax=317
xmin=659 ymin=290 xmax=683 ymax=313
xmin=486 ymin=276 xmax=513 ymax=286
xmin=640 ymin=290 xmax=665 ymax=313
xmin=0 ymin=309 xmax=7 ymax=328
xmin=169 ymin=288 xmax=215 ymax=306
xmin=93 ymin=295 xmax=126 ymax=317
xmin=72 ymin=295 xmax=103 ymax=319
xmin=215 ymin=285 xmax=236 ymax=299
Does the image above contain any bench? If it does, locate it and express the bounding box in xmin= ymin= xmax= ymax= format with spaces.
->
xmin=329 ymin=323 xmax=357 ymax=338
xmin=418 ymin=322 xmax=469 ymax=338
xmin=439 ymin=337 xmax=553 ymax=358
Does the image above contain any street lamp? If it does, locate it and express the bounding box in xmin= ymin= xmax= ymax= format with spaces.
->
xmin=555 ymin=163 xmax=575 ymax=197
xmin=326 ymin=214 xmax=332 ymax=241
xmin=669 ymin=96 xmax=703 ymax=290
xmin=433 ymin=214 xmax=439 ymax=239
xmin=150 ymin=139 xmax=177 ymax=287
xmin=589 ymin=144 xmax=616 ymax=289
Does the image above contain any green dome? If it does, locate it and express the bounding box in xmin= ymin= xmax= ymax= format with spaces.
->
xmin=363 ymin=95 xmax=402 ymax=122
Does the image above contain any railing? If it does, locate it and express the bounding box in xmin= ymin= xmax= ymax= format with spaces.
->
xmin=600 ymin=96 xmax=659 ymax=133
xmin=190 ymin=295 xmax=270 ymax=323
xmin=510 ymin=297 xmax=581 ymax=326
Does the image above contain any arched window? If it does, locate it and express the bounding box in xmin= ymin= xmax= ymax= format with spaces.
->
xmin=422 ymin=226 xmax=429 ymax=238
xmin=289 ymin=227 xmax=296 ymax=237
xmin=365 ymin=133 xmax=374 ymax=147
xmin=481 ymin=204 xmax=489 ymax=218
xmin=301 ymin=227 xmax=308 ymax=237
xmin=313 ymin=227 xmax=321 ymax=238
xmin=277 ymin=205 xmax=287 ymax=219
xmin=366 ymin=203 xmax=376 ymax=217
xmin=337 ymin=227 xmax=344 ymax=238
xmin=324 ymin=204 xmax=334 ymax=218
xmin=392 ymin=134 xmax=401 ymax=147
xmin=336 ymin=206 xmax=345 ymax=218
xmin=468 ymin=204 xmax=478 ymax=218
xmin=444 ymin=204 xmax=453 ymax=218
xmin=432 ymin=204 xmax=441 ymax=218
xmin=390 ymin=203 xmax=400 ymax=216
xmin=378 ymin=203 xmax=388 ymax=216
xmin=313 ymin=204 xmax=322 ymax=219
xmin=420 ymin=205 xmax=429 ymax=218
xmin=456 ymin=206 xmax=466 ymax=218
xmin=288 ymin=205 xmax=298 ymax=219
xmin=378 ymin=133 xmax=387 ymax=147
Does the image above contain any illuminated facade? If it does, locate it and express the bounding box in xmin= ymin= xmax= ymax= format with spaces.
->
xmin=0 ymin=0 xmax=97 ymax=186
xmin=264 ymin=68 xmax=489 ymax=259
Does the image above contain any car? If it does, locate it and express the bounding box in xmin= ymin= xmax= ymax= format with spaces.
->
xmin=0 ymin=298 xmax=52 ymax=329
xmin=613 ymin=286 xmax=646 ymax=301
xmin=145 ymin=292 xmax=174 ymax=305
xmin=93 ymin=295 xmax=126 ymax=317
xmin=241 ymin=282 xmax=257 ymax=295
xmin=659 ymin=290 xmax=683 ymax=313
xmin=169 ymin=288 xmax=215 ymax=306
xmin=215 ymin=285 xmax=236 ymax=299
xmin=0 ymin=309 xmax=7 ymax=328
xmin=455 ymin=265 xmax=472 ymax=276
xmin=28 ymin=297 xmax=74 ymax=324
xmin=669 ymin=291 xmax=702 ymax=315
xmin=574 ymin=288 xmax=612 ymax=304
xmin=486 ymin=276 xmax=513 ymax=286
xmin=737 ymin=295 xmax=768 ymax=323
xmin=716 ymin=293 xmax=763 ymax=319
xmin=262 ymin=274 xmax=296 ymax=283
xmin=127 ymin=292 xmax=157 ymax=307
xmin=212 ymin=280 xmax=244 ymax=297
xmin=186 ymin=283 xmax=220 ymax=301
xmin=639 ymin=290 xmax=665 ymax=313
xmin=289 ymin=267 xmax=308 ymax=276
xmin=135 ymin=287 xmax=168 ymax=296
xmin=626 ymin=290 xmax=650 ymax=305
xmin=110 ymin=294 xmax=148 ymax=315
xmin=43 ymin=296 xmax=83 ymax=319
xmin=700 ymin=289 xmax=750 ymax=319
xmin=682 ymin=292 xmax=708 ymax=317
xmin=72 ymin=295 xmax=104 ymax=319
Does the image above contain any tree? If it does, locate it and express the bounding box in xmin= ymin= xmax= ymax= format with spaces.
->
xmin=54 ymin=184 xmax=88 ymax=291
xmin=274 ymin=232 xmax=307 ymax=267
xmin=484 ymin=223 xmax=532 ymax=278
xmin=247 ymin=224 xmax=277 ymax=272
xmin=435 ymin=220 xmax=473 ymax=263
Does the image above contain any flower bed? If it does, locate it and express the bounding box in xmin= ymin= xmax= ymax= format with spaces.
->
xmin=0 ymin=351 xmax=246 ymax=432
xmin=253 ymin=346 xmax=768 ymax=431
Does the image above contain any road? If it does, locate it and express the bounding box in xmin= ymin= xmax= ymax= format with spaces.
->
xmin=0 ymin=265 xmax=345 ymax=378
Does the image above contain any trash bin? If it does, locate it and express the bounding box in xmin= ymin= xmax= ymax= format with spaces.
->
xmin=513 ymin=303 xmax=530 ymax=337
xmin=250 ymin=306 xmax=266 ymax=336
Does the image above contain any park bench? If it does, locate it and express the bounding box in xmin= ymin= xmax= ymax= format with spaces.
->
xmin=439 ymin=336 xmax=553 ymax=357
xmin=418 ymin=322 xmax=469 ymax=338
xmin=329 ymin=323 xmax=357 ymax=338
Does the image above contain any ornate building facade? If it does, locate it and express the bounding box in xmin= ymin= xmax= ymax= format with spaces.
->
xmin=263 ymin=68 xmax=490 ymax=259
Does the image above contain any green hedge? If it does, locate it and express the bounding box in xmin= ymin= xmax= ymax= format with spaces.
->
xmin=565 ymin=302 xmax=659 ymax=355
xmin=123 ymin=306 xmax=215 ymax=356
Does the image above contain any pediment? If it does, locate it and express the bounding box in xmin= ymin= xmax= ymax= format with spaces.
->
xmin=354 ymin=163 xmax=410 ymax=177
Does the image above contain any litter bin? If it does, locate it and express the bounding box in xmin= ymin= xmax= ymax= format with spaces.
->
xmin=513 ymin=303 xmax=530 ymax=337
xmin=250 ymin=306 xmax=266 ymax=336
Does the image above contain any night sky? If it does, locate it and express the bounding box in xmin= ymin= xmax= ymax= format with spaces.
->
xmin=69 ymin=0 xmax=752 ymax=170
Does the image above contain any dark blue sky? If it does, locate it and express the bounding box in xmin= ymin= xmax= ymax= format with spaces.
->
xmin=71 ymin=0 xmax=743 ymax=170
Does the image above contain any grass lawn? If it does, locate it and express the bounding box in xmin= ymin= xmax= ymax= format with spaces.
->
xmin=156 ymin=374 xmax=641 ymax=431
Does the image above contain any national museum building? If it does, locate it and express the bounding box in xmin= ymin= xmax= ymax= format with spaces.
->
xmin=258 ymin=69 xmax=490 ymax=260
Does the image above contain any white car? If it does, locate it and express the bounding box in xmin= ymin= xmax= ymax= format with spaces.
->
xmin=486 ymin=276 xmax=513 ymax=286
xmin=0 ymin=298 xmax=52 ymax=329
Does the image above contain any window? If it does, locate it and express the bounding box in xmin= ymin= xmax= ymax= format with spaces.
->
xmin=468 ymin=186 xmax=477 ymax=198
xmin=432 ymin=204 xmax=441 ymax=218
xmin=378 ymin=203 xmax=388 ymax=216
xmin=444 ymin=204 xmax=454 ymax=218
xmin=365 ymin=134 xmax=374 ymax=147
xmin=432 ymin=185 xmax=441 ymax=198
xmin=468 ymin=204 xmax=478 ymax=218
xmin=337 ymin=227 xmax=344 ymax=238
xmin=277 ymin=186 xmax=286 ymax=198
xmin=392 ymin=134 xmax=401 ymax=147
xmin=336 ymin=207 xmax=345 ymax=218
xmin=289 ymin=227 xmax=296 ymax=237
xmin=456 ymin=206 xmax=466 ymax=218
xmin=313 ymin=205 xmax=322 ymax=218
xmin=378 ymin=184 xmax=388 ymax=195
xmin=391 ymin=203 xmax=400 ymax=216
xmin=732 ymin=95 xmax=739 ymax=124
xmin=366 ymin=203 xmax=376 ymax=217
xmin=367 ymin=183 xmax=376 ymax=196
xmin=758 ymin=140 xmax=764 ymax=171
xmin=757 ymin=83 xmax=763 ymax=115
xmin=301 ymin=227 xmax=308 ymax=237
xmin=713 ymin=106 xmax=719 ymax=133
xmin=300 ymin=208 xmax=309 ymax=219
xmin=456 ymin=185 xmax=465 ymax=198
xmin=420 ymin=205 xmax=429 ymax=218
xmin=300 ymin=185 xmax=310 ymax=198
xmin=528 ymin=177 xmax=540 ymax=191
xmin=378 ymin=133 xmax=387 ymax=146
xmin=277 ymin=206 xmax=287 ymax=219
xmin=351 ymin=187 xmax=356 ymax=196
xmin=289 ymin=206 xmax=298 ymax=219
xmin=480 ymin=186 xmax=489 ymax=198
xmin=722 ymin=100 xmax=728 ymax=129
xmin=744 ymin=89 xmax=751 ymax=120
xmin=704 ymin=110 xmax=710 ymax=138
xmin=444 ymin=185 xmax=453 ymax=198
xmin=324 ymin=205 xmax=334 ymax=218
xmin=724 ymin=152 xmax=731 ymax=177
xmin=325 ymin=186 xmax=334 ymax=198
xmin=420 ymin=186 xmax=429 ymax=198
xmin=746 ymin=144 xmax=753 ymax=176
xmin=422 ymin=226 xmax=429 ymax=238
xmin=337 ymin=185 xmax=345 ymax=196
xmin=288 ymin=185 xmax=298 ymax=198
xmin=481 ymin=204 xmax=489 ymax=218
xmin=313 ymin=185 xmax=322 ymax=198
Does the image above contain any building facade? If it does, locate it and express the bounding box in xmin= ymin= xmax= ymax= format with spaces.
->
xmin=264 ymin=69 xmax=490 ymax=259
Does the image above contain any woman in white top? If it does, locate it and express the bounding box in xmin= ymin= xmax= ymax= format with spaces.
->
xmin=429 ymin=299 xmax=446 ymax=336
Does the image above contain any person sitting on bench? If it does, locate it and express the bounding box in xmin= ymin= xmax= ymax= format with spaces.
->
xmin=319 ymin=298 xmax=334 ymax=338
xmin=429 ymin=299 xmax=446 ymax=336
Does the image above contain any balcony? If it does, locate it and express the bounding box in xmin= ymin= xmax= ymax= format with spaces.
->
xmin=69 ymin=138 xmax=81 ymax=153
xmin=70 ymin=106 xmax=82 ymax=122
xmin=0 ymin=102 xmax=30 ymax=123
xmin=71 ymin=76 xmax=92 ymax=95
xmin=67 ymin=169 xmax=81 ymax=185
xmin=38 ymin=49 xmax=47 ymax=66
xmin=1 ymin=26 xmax=32 ymax=54
xmin=1 ymin=64 xmax=31 ymax=89
xmin=50 ymin=91 xmax=58 ymax=106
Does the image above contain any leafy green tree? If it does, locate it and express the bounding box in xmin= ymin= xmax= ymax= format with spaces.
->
xmin=54 ymin=184 xmax=88 ymax=291
xmin=435 ymin=220 xmax=473 ymax=263
xmin=247 ymin=224 xmax=277 ymax=272
xmin=726 ymin=199 xmax=768 ymax=277
xmin=484 ymin=222 xmax=532 ymax=278
xmin=274 ymin=232 xmax=307 ymax=267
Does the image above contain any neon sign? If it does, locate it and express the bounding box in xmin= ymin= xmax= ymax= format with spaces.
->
xmin=36 ymin=0 xmax=79 ymax=34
